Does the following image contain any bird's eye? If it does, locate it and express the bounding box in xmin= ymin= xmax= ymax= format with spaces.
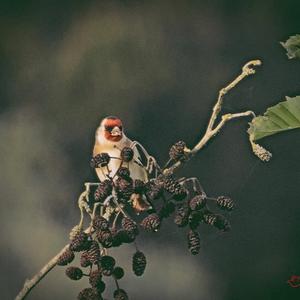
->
xmin=119 ymin=126 xmax=123 ymax=131
xmin=105 ymin=126 xmax=113 ymax=132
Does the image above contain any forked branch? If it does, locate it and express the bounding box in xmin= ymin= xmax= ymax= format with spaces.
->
xmin=163 ymin=59 xmax=261 ymax=175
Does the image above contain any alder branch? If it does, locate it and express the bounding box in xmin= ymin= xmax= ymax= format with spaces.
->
xmin=15 ymin=245 xmax=69 ymax=300
xmin=15 ymin=59 xmax=262 ymax=300
xmin=163 ymin=59 xmax=262 ymax=175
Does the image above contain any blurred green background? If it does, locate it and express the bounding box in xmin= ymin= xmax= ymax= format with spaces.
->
xmin=1 ymin=0 xmax=300 ymax=299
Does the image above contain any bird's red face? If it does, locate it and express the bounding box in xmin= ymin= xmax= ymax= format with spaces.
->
xmin=102 ymin=117 xmax=123 ymax=142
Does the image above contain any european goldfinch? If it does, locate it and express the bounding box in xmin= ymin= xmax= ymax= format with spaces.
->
xmin=93 ymin=116 xmax=148 ymax=183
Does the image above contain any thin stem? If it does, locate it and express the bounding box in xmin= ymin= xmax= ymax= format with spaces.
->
xmin=113 ymin=199 xmax=128 ymax=218
xmin=112 ymin=211 xmax=121 ymax=229
xmin=114 ymin=278 xmax=120 ymax=290
xmin=206 ymin=60 xmax=261 ymax=132
xmin=134 ymin=241 xmax=139 ymax=252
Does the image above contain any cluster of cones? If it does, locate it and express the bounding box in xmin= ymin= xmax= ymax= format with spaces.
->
xmin=59 ymin=141 xmax=234 ymax=298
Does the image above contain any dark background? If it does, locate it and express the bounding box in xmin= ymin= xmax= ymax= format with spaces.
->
xmin=1 ymin=1 xmax=300 ymax=299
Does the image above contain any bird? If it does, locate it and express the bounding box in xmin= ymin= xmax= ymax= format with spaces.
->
xmin=93 ymin=115 xmax=148 ymax=182
xmin=93 ymin=116 xmax=151 ymax=213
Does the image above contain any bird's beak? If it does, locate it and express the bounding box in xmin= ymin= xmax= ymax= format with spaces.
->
xmin=110 ymin=126 xmax=122 ymax=136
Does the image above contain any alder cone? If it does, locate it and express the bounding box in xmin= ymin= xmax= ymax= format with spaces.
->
xmin=140 ymin=213 xmax=161 ymax=232
xmin=80 ymin=251 xmax=92 ymax=268
xmin=121 ymin=147 xmax=134 ymax=162
xmin=93 ymin=216 xmax=109 ymax=231
xmin=78 ymin=287 xmax=102 ymax=300
xmin=57 ymin=248 xmax=75 ymax=266
xmin=115 ymin=177 xmax=134 ymax=202
xmin=187 ymin=230 xmax=200 ymax=255
xmin=94 ymin=180 xmax=113 ymax=202
xmin=216 ymin=196 xmax=234 ymax=211
xmin=203 ymin=213 xmax=217 ymax=226
xmin=87 ymin=241 xmax=101 ymax=264
xmin=134 ymin=179 xmax=145 ymax=194
xmin=65 ymin=266 xmax=83 ymax=280
xmin=90 ymin=152 xmax=111 ymax=168
xmin=169 ymin=141 xmax=187 ymax=162
xmin=188 ymin=211 xmax=204 ymax=230
xmin=132 ymin=251 xmax=147 ymax=276
xmin=89 ymin=269 xmax=105 ymax=292
xmin=174 ymin=205 xmax=189 ymax=227
xmin=163 ymin=175 xmax=187 ymax=201
xmin=69 ymin=231 xmax=91 ymax=252
xmin=213 ymin=214 xmax=231 ymax=231
xmin=121 ymin=217 xmax=138 ymax=236
xmin=117 ymin=167 xmax=131 ymax=179
xmin=145 ymin=181 xmax=163 ymax=201
xmin=113 ymin=289 xmax=129 ymax=300
xmin=111 ymin=228 xmax=123 ymax=247
xmin=112 ymin=266 xmax=125 ymax=280
xmin=189 ymin=195 xmax=206 ymax=210
xmin=97 ymin=229 xmax=113 ymax=248
xmin=101 ymin=255 xmax=116 ymax=271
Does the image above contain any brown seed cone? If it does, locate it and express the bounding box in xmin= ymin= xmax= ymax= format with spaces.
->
xmin=78 ymin=287 xmax=102 ymax=300
xmin=117 ymin=167 xmax=131 ymax=179
xmin=132 ymin=250 xmax=147 ymax=276
xmin=100 ymin=255 xmax=116 ymax=270
xmin=112 ymin=266 xmax=125 ymax=280
xmin=111 ymin=228 xmax=123 ymax=247
xmin=121 ymin=217 xmax=138 ymax=236
xmin=216 ymin=196 xmax=234 ymax=211
xmin=113 ymin=289 xmax=129 ymax=300
xmin=94 ymin=180 xmax=113 ymax=202
xmin=169 ymin=141 xmax=187 ymax=162
xmin=140 ymin=213 xmax=161 ymax=232
xmin=213 ymin=214 xmax=231 ymax=232
xmin=97 ymin=229 xmax=113 ymax=248
xmin=163 ymin=175 xmax=187 ymax=201
xmin=87 ymin=241 xmax=101 ymax=264
xmin=145 ymin=181 xmax=163 ymax=201
xmin=174 ymin=204 xmax=189 ymax=227
xmin=69 ymin=231 xmax=91 ymax=252
xmin=188 ymin=210 xmax=205 ymax=230
xmin=203 ymin=213 xmax=217 ymax=226
xmin=57 ymin=248 xmax=75 ymax=266
xmin=90 ymin=153 xmax=111 ymax=168
xmin=80 ymin=251 xmax=92 ymax=268
xmin=115 ymin=177 xmax=134 ymax=202
xmin=93 ymin=216 xmax=109 ymax=231
xmin=134 ymin=179 xmax=146 ymax=194
xmin=89 ymin=269 xmax=105 ymax=292
xmin=189 ymin=195 xmax=206 ymax=210
xmin=65 ymin=266 xmax=83 ymax=280
xmin=121 ymin=147 xmax=134 ymax=162
xmin=187 ymin=230 xmax=200 ymax=255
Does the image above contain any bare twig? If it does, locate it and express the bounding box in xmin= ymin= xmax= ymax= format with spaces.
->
xmin=163 ymin=59 xmax=261 ymax=175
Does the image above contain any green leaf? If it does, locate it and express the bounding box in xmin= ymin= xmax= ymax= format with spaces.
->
xmin=248 ymin=96 xmax=300 ymax=141
xmin=280 ymin=34 xmax=300 ymax=59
